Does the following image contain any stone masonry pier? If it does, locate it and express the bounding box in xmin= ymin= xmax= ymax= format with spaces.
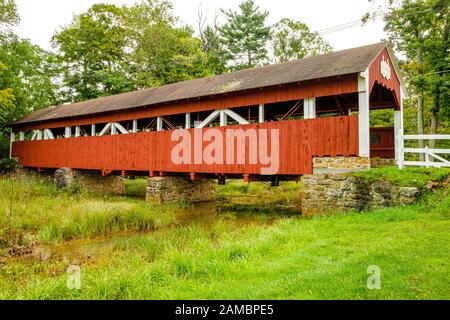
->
xmin=301 ymin=157 xmax=420 ymax=217
xmin=54 ymin=168 xmax=125 ymax=195
xmin=146 ymin=176 xmax=216 ymax=204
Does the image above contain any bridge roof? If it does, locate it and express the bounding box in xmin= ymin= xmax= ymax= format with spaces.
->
xmin=15 ymin=42 xmax=387 ymax=125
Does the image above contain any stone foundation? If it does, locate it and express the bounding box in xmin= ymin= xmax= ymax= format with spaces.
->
xmin=301 ymin=156 xmax=419 ymax=217
xmin=146 ymin=176 xmax=216 ymax=204
xmin=301 ymin=173 xmax=420 ymax=217
xmin=16 ymin=167 xmax=54 ymax=182
xmin=54 ymin=168 xmax=125 ymax=195
xmin=313 ymin=157 xmax=371 ymax=174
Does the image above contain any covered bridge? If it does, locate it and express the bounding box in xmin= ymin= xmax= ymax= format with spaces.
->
xmin=10 ymin=42 xmax=404 ymax=182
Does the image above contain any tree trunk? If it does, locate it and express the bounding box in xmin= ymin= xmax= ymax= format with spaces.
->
xmin=430 ymin=108 xmax=439 ymax=149
xmin=429 ymin=10 xmax=449 ymax=149
xmin=416 ymin=46 xmax=425 ymax=161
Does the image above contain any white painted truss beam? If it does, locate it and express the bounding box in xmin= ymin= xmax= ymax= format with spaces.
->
xmin=99 ymin=123 xmax=112 ymax=136
xmin=223 ymin=109 xmax=250 ymax=125
xmin=44 ymin=129 xmax=54 ymax=140
xmin=196 ymin=110 xmax=220 ymax=128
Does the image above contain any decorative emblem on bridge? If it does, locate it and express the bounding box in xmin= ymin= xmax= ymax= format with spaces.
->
xmin=381 ymin=55 xmax=391 ymax=80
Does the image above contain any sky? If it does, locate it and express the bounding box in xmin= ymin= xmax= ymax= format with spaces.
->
xmin=14 ymin=0 xmax=387 ymax=52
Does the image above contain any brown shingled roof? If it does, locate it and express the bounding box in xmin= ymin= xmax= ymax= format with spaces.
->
xmin=14 ymin=42 xmax=387 ymax=125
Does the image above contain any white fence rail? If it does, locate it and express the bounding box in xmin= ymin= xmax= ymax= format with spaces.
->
xmin=398 ymin=130 xmax=450 ymax=168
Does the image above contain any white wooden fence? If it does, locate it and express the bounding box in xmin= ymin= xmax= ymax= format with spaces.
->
xmin=398 ymin=130 xmax=450 ymax=168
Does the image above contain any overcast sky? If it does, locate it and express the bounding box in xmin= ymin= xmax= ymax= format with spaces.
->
xmin=14 ymin=0 xmax=387 ymax=52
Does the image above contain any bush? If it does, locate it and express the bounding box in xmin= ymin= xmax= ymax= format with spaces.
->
xmin=0 ymin=158 xmax=18 ymax=174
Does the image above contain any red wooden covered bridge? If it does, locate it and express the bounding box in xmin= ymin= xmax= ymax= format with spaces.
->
xmin=10 ymin=42 xmax=404 ymax=182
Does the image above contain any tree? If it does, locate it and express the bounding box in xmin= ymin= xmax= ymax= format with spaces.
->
xmin=368 ymin=0 xmax=450 ymax=144
xmin=0 ymin=37 xmax=60 ymax=116
xmin=198 ymin=9 xmax=227 ymax=75
xmin=52 ymin=4 xmax=133 ymax=102
xmin=424 ymin=0 xmax=449 ymax=139
xmin=0 ymin=0 xmax=19 ymax=36
xmin=271 ymin=18 xmax=332 ymax=63
xmin=0 ymin=0 xmax=60 ymax=158
xmin=0 ymin=38 xmax=60 ymax=158
xmin=124 ymin=0 xmax=213 ymax=87
xmin=52 ymin=0 xmax=214 ymax=100
xmin=0 ymin=0 xmax=19 ymax=126
xmin=220 ymin=0 xmax=271 ymax=70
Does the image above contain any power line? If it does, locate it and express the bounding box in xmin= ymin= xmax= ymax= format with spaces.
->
xmin=316 ymin=4 xmax=447 ymax=36
xmin=407 ymin=70 xmax=450 ymax=80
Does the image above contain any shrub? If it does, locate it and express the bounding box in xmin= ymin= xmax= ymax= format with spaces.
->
xmin=0 ymin=158 xmax=19 ymax=174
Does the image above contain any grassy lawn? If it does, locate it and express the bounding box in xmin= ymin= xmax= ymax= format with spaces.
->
xmin=0 ymin=170 xmax=449 ymax=300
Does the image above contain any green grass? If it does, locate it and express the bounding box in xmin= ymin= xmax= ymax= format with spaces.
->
xmin=0 ymin=181 xmax=448 ymax=299
xmin=124 ymin=178 xmax=148 ymax=198
xmin=0 ymin=177 xmax=176 ymax=250
xmin=217 ymin=180 xmax=302 ymax=207
xmin=351 ymin=167 xmax=450 ymax=188
xmin=0 ymin=171 xmax=449 ymax=299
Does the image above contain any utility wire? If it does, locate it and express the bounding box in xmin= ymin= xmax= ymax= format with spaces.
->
xmin=407 ymin=70 xmax=450 ymax=80
xmin=316 ymin=4 xmax=447 ymax=36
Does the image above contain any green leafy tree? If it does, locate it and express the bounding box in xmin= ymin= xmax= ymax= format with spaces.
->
xmin=0 ymin=0 xmax=19 ymax=128
xmin=0 ymin=37 xmax=60 ymax=116
xmin=220 ymin=0 xmax=271 ymax=70
xmin=271 ymin=18 xmax=332 ymax=63
xmin=199 ymin=24 xmax=227 ymax=75
xmin=52 ymin=4 xmax=133 ymax=102
xmin=53 ymin=0 xmax=214 ymax=99
xmin=0 ymin=0 xmax=60 ymax=157
xmin=134 ymin=25 xmax=212 ymax=86
xmin=0 ymin=0 xmax=19 ymax=36
xmin=124 ymin=0 xmax=213 ymax=87
xmin=367 ymin=0 xmax=449 ymax=143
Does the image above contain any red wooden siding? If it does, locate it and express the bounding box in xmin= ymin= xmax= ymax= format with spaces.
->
xmin=370 ymin=127 xmax=395 ymax=159
xmin=13 ymin=75 xmax=358 ymax=132
xmin=12 ymin=116 xmax=359 ymax=175
xmin=369 ymin=48 xmax=401 ymax=109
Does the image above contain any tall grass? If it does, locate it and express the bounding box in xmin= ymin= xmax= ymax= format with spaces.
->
xmin=1 ymin=187 xmax=449 ymax=300
xmin=1 ymin=170 xmax=449 ymax=299
xmin=217 ymin=180 xmax=302 ymax=206
xmin=0 ymin=177 xmax=176 ymax=249
xmin=124 ymin=178 xmax=148 ymax=198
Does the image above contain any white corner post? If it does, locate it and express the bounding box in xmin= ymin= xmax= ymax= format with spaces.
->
xmin=75 ymin=126 xmax=81 ymax=137
xmin=91 ymin=124 xmax=96 ymax=136
xmin=65 ymin=127 xmax=71 ymax=138
xmin=358 ymin=69 xmax=370 ymax=157
xmin=303 ymin=98 xmax=316 ymax=119
xmin=185 ymin=113 xmax=191 ymax=129
xmin=156 ymin=117 xmax=163 ymax=131
xmin=9 ymin=130 xmax=15 ymax=159
xmin=132 ymin=120 xmax=138 ymax=133
xmin=220 ymin=110 xmax=227 ymax=126
xmin=395 ymin=85 xmax=406 ymax=166
xmin=259 ymin=104 xmax=265 ymax=123
xmin=394 ymin=111 xmax=403 ymax=162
